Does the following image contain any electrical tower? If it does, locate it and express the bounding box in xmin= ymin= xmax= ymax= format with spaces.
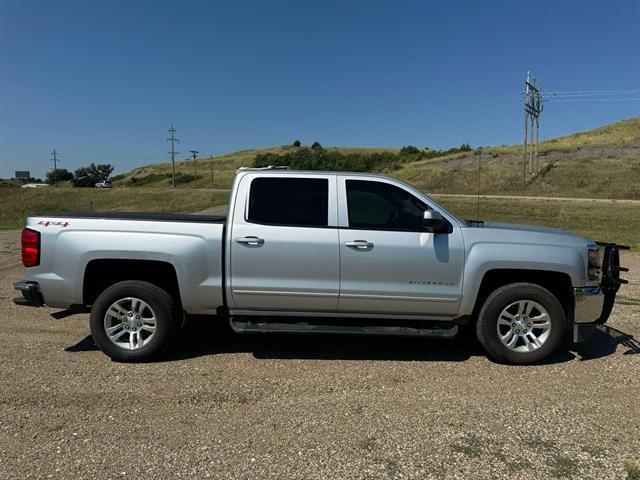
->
xmin=167 ymin=123 xmax=179 ymax=188
xmin=522 ymin=71 xmax=543 ymax=186
xmin=50 ymin=148 xmax=59 ymax=172
xmin=190 ymin=150 xmax=199 ymax=181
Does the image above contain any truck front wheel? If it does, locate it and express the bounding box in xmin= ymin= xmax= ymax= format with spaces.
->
xmin=90 ymin=280 xmax=180 ymax=362
xmin=476 ymin=283 xmax=566 ymax=364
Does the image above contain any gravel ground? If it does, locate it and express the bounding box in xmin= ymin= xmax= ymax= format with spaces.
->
xmin=0 ymin=229 xmax=638 ymax=480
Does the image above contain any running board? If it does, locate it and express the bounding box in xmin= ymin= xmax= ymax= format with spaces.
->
xmin=229 ymin=317 xmax=459 ymax=339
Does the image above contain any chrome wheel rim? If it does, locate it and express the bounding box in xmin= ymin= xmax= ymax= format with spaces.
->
xmin=103 ymin=297 xmax=157 ymax=350
xmin=496 ymin=300 xmax=551 ymax=353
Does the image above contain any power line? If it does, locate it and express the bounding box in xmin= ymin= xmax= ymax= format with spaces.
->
xmin=167 ymin=123 xmax=179 ymax=188
xmin=546 ymin=97 xmax=640 ymax=103
xmin=542 ymin=92 xmax=640 ymax=98
xmin=541 ymin=89 xmax=640 ymax=95
xmin=0 ymin=148 xmax=165 ymax=160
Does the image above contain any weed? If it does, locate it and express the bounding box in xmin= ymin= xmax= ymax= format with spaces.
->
xmin=547 ymin=453 xmax=580 ymax=479
xmin=383 ymin=457 xmax=400 ymax=477
xmin=523 ymin=438 xmax=557 ymax=450
xmin=359 ymin=436 xmax=377 ymax=452
xmin=624 ymin=460 xmax=640 ymax=480
xmin=451 ymin=433 xmax=483 ymax=458
xmin=44 ymin=423 xmax=64 ymax=433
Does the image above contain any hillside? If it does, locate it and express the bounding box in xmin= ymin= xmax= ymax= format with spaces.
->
xmin=394 ymin=116 xmax=640 ymax=199
xmin=112 ymin=145 xmax=401 ymax=190
xmin=111 ymin=116 xmax=640 ymax=199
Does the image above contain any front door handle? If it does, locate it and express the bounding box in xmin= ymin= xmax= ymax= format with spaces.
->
xmin=344 ymin=240 xmax=374 ymax=250
xmin=235 ymin=236 xmax=265 ymax=246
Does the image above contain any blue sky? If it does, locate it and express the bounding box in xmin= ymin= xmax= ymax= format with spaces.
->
xmin=1 ymin=0 xmax=639 ymax=179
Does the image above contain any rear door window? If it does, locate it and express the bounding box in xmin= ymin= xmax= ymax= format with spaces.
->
xmin=248 ymin=177 xmax=329 ymax=227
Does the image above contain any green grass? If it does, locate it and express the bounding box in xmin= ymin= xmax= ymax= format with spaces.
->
xmin=435 ymin=195 xmax=640 ymax=248
xmin=541 ymin=116 xmax=640 ymax=149
xmin=625 ymin=460 xmax=640 ymax=480
xmin=0 ymin=186 xmax=229 ymax=229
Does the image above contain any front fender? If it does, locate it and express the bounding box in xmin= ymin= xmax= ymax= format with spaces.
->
xmin=458 ymin=242 xmax=585 ymax=316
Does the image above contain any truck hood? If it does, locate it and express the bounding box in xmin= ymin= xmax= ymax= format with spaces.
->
xmin=473 ymin=221 xmax=595 ymax=246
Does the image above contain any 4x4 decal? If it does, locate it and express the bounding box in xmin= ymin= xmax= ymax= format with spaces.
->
xmin=37 ymin=220 xmax=70 ymax=228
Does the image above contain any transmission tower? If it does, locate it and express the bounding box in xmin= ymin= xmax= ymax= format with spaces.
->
xmin=522 ymin=71 xmax=543 ymax=186
xmin=50 ymin=148 xmax=60 ymax=172
xmin=190 ymin=150 xmax=199 ymax=181
xmin=167 ymin=123 xmax=179 ymax=188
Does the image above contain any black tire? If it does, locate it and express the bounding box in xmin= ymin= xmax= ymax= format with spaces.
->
xmin=90 ymin=280 xmax=181 ymax=362
xmin=476 ymin=282 xmax=566 ymax=365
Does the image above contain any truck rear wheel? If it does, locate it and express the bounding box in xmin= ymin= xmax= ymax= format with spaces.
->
xmin=476 ymin=283 xmax=566 ymax=364
xmin=90 ymin=280 xmax=180 ymax=362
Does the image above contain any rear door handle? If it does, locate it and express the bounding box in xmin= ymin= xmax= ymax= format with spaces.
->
xmin=235 ymin=236 xmax=265 ymax=246
xmin=344 ymin=240 xmax=374 ymax=250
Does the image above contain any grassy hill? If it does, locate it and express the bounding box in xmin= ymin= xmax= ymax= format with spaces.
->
xmin=111 ymin=145 xmax=402 ymax=190
xmin=110 ymin=116 xmax=640 ymax=199
xmin=394 ymin=116 xmax=640 ymax=199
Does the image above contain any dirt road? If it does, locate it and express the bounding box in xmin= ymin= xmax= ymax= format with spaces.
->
xmin=0 ymin=229 xmax=638 ymax=479
xmin=433 ymin=193 xmax=640 ymax=205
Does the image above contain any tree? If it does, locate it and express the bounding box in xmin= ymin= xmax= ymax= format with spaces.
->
xmin=311 ymin=141 xmax=323 ymax=151
xmin=400 ymin=145 xmax=420 ymax=155
xmin=73 ymin=163 xmax=114 ymax=187
xmin=46 ymin=168 xmax=73 ymax=184
xmin=89 ymin=163 xmax=114 ymax=181
xmin=292 ymin=140 xmax=301 ymax=147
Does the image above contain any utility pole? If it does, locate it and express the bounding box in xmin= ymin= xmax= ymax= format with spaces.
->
xmin=50 ymin=148 xmax=59 ymax=172
xmin=476 ymin=148 xmax=481 ymax=220
xmin=167 ymin=123 xmax=179 ymax=188
xmin=522 ymin=71 xmax=543 ymax=187
xmin=210 ymin=155 xmax=214 ymax=186
xmin=190 ymin=150 xmax=199 ymax=181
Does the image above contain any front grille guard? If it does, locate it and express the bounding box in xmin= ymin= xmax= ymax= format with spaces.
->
xmin=595 ymin=242 xmax=630 ymax=324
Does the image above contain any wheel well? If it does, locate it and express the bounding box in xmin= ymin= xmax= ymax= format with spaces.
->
xmin=473 ymin=269 xmax=573 ymax=319
xmin=83 ymin=259 xmax=180 ymax=307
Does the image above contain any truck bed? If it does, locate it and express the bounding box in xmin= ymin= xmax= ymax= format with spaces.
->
xmin=25 ymin=212 xmax=226 ymax=313
xmin=40 ymin=211 xmax=226 ymax=223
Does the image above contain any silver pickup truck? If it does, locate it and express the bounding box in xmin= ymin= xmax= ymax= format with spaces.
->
xmin=14 ymin=167 xmax=629 ymax=364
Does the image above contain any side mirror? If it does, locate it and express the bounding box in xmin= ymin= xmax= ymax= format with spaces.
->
xmin=423 ymin=210 xmax=450 ymax=234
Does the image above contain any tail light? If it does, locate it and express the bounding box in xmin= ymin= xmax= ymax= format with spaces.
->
xmin=21 ymin=228 xmax=40 ymax=267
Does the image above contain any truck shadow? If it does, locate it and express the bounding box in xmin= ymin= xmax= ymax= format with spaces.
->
xmin=573 ymin=325 xmax=640 ymax=360
xmin=65 ymin=319 xmax=639 ymax=363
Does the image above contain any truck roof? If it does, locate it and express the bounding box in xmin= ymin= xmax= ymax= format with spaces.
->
xmin=236 ymin=166 xmax=390 ymax=178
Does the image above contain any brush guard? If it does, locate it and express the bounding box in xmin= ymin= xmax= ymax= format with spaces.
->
xmin=595 ymin=242 xmax=630 ymax=324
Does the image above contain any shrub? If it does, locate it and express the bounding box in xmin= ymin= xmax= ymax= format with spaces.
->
xmin=46 ymin=168 xmax=73 ymax=184
xmin=129 ymin=173 xmax=172 ymax=186
xmin=254 ymin=142 xmax=475 ymax=173
xmin=400 ymin=145 xmax=421 ymax=155
xmin=292 ymin=140 xmax=301 ymax=147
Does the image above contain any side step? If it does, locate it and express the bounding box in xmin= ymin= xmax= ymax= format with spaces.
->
xmin=229 ymin=317 xmax=459 ymax=339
